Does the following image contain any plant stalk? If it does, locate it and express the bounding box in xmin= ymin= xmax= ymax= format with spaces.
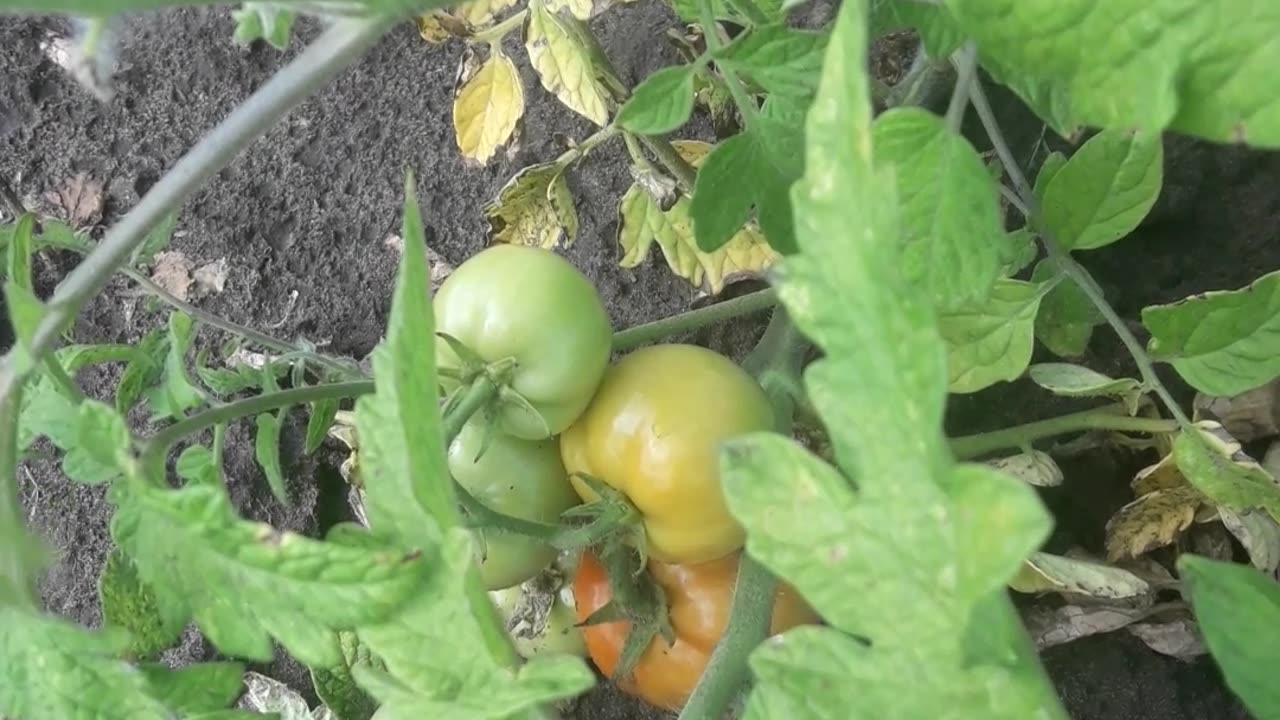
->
xmin=0 ymin=382 xmax=39 ymax=609
xmin=612 ymin=288 xmax=777 ymax=353
xmin=638 ymin=135 xmax=700 ymax=193
xmin=966 ymin=80 xmax=1192 ymax=427
xmin=470 ymin=8 xmax=527 ymax=43
xmin=698 ymin=0 xmax=759 ymax=127
xmin=0 ymin=15 xmax=394 ymax=408
xmin=948 ymin=404 xmax=1180 ymax=460
xmin=944 ymin=44 xmax=977 ymax=131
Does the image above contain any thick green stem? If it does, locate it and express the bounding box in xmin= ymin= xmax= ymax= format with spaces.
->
xmin=0 ymin=381 xmax=39 ymax=609
xmin=967 ymin=80 xmax=1192 ymax=428
xmin=0 ymin=15 xmax=393 ymax=408
xmin=944 ymin=44 xmax=976 ymax=131
xmin=441 ymin=375 xmax=500 ymax=444
xmin=948 ymin=405 xmax=1180 ymax=460
xmin=612 ymin=288 xmax=777 ymax=352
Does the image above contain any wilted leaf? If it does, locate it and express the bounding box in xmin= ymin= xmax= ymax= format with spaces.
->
xmin=45 ymin=172 xmax=103 ymax=228
xmin=1194 ymin=379 xmax=1280 ymax=443
xmin=1029 ymin=363 xmax=1144 ymax=414
xmin=938 ymin=278 xmax=1047 ymax=393
xmin=525 ymin=0 xmax=610 ymax=125
xmin=1131 ymin=452 xmax=1188 ymax=497
xmin=485 ymin=163 xmax=578 ymax=249
xmin=418 ymin=10 xmax=472 ymax=41
xmin=455 ymin=0 xmax=521 ymax=28
xmin=1105 ymin=485 xmax=1202 ymax=561
xmin=1191 ymin=522 xmax=1236 ymax=562
xmin=985 ymin=450 xmax=1063 ymax=487
xmin=1010 ymin=551 xmax=1151 ymax=600
xmin=193 ymin=258 xmax=229 ymax=296
xmin=1127 ymin=617 xmax=1206 ymax=660
xmin=149 ymin=251 xmax=194 ymax=301
xmin=453 ymin=46 xmax=524 ymax=164
xmin=1023 ymin=603 xmax=1147 ymax=650
xmin=1220 ymin=506 xmax=1280 ymax=576
xmin=1175 ymin=421 xmax=1280 ymax=521
xmin=698 ymin=223 xmax=778 ymax=294
xmin=1144 ymin=269 xmax=1280 ymax=397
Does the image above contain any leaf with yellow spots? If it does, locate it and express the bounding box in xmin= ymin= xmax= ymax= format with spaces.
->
xmin=485 ymin=163 xmax=579 ymax=249
xmin=695 ymin=223 xmax=778 ymax=294
xmin=417 ymin=11 xmax=470 ymax=42
xmin=452 ymin=45 xmax=525 ymax=164
xmin=455 ymin=0 xmax=521 ymax=28
xmin=524 ymin=0 xmax=610 ymax=125
xmin=1104 ymin=485 xmax=1203 ymax=561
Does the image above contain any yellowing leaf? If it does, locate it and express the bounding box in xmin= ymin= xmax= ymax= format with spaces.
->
xmin=1105 ymin=485 xmax=1203 ymax=561
xmin=696 ymin=223 xmax=778 ymax=294
xmin=453 ymin=47 xmax=525 ymax=164
xmin=456 ymin=0 xmax=520 ymax=28
xmin=617 ymin=188 xmax=704 ymax=287
xmin=525 ymin=0 xmax=609 ymax=125
xmin=673 ymin=139 xmax=712 ymax=167
xmin=1132 ymin=452 xmax=1188 ymax=497
xmin=485 ymin=163 xmax=579 ymax=249
xmin=1010 ymin=551 xmax=1151 ymax=600
xmin=417 ymin=11 xmax=469 ymax=42
xmin=544 ymin=0 xmax=593 ymax=19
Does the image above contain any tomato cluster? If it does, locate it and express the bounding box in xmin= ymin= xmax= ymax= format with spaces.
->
xmin=435 ymin=245 xmax=817 ymax=709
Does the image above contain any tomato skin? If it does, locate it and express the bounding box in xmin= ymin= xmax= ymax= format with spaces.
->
xmin=448 ymin=418 xmax=581 ymax=590
xmin=490 ymin=583 xmax=588 ymax=659
xmin=435 ymin=245 xmax=612 ymax=440
xmin=573 ymin=551 xmax=818 ymax=711
xmin=560 ymin=344 xmax=774 ymax=565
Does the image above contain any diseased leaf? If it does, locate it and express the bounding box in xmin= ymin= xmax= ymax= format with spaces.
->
xmin=873 ymin=107 xmax=1005 ymax=310
xmin=985 ymin=450 xmax=1063 ymax=488
xmin=615 ymin=65 xmax=695 ymax=135
xmin=1143 ymin=269 xmax=1280 ymax=397
xmin=949 ymin=1 xmax=1280 ymax=147
xmin=1029 ymin=363 xmax=1143 ymax=413
xmin=1105 ymin=485 xmax=1201 ymax=561
xmin=1181 ymin=555 xmax=1280 ymax=719
xmin=1175 ymin=421 xmax=1280 ymax=521
xmin=714 ymin=23 xmax=829 ymax=98
xmin=452 ymin=46 xmax=524 ymax=164
xmin=1023 ymin=603 xmax=1147 ymax=650
xmin=1040 ymin=130 xmax=1163 ymax=251
xmin=938 ymin=278 xmax=1046 ymax=393
xmin=99 ymin=548 xmax=187 ymax=660
xmin=111 ymin=480 xmax=430 ymax=668
xmin=455 ymin=0 xmax=522 ymax=28
xmin=698 ymin=223 xmax=778 ymax=294
xmin=1030 ymin=259 xmax=1104 ymax=357
xmin=485 ymin=163 xmax=579 ymax=249
xmin=232 ymin=3 xmax=295 ymax=50
xmin=1193 ymin=380 xmax=1280 ymax=443
xmin=1127 ymin=617 xmax=1206 ymax=660
xmin=0 ymin=607 xmax=170 ymax=720
xmin=1010 ymin=551 xmax=1151 ymax=600
xmin=525 ymin=0 xmax=610 ymax=125
xmin=1131 ymin=451 xmax=1187 ymax=497
xmin=1220 ymin=507 xmax=1280 ymax=576
xmin=869 ymin=0 xmax=963 ymax=58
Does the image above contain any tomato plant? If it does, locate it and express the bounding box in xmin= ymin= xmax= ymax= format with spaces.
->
xmin=434 ymin=244 xmax=613 ymax=440
xmin=560 ymin=343 xmax=774 ymax=565
xmin=448 ymin=416 xmax=581 ymax=590
xmin=573 ymin=550 xmax=818 ymax=711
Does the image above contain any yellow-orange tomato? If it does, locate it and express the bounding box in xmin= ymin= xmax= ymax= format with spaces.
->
xmin=559 ymin=344 xmax=774 ymax=565
xmin=573 ymin=551 xmax=819 ymax=711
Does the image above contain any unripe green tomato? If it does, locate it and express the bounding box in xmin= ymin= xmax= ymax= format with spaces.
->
xmin=489 ymin=583 xmax=587 ymax=659
xmin=434 ymin=245 xmax=613 ymax=440
xmin=448 ymin=417 xmax=581 ymax=590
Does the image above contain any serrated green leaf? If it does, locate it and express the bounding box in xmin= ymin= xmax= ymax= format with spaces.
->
xmin=111 ymin=479 xmax=430 ymax=668
xmin=728 ymin=1 xmax=1064 ymax=714
xmin=356 ymin=173 xmax=455 ymax=551
xmin=176 ymin=445 xmax=221 ymax=486
xmin=6 ymin=279 xmax=44 ymax=376
xmin=1029 ymin=258 xmax=1103 ymax=357
xmin=306 ymin=398 xmax=339 ymax=455
xmin=255 ymin=412 xmax=289 ymax=505
xmin=7 ymin=213 xmax=34 ymax=291
xmin=99 ymin=547 xmax=188 ymax=660
xmin=869 ymin=0 xmax=963 ymax=58
xmin=1180 ymin=555 xmax=1280 ymax=719
xmin=130 ymin=210 xmax=178 ymax=269
xmin=998 ymin=227 xmax=1038 ymax=277
xmin=485 ymin=163 xmax=579 ymax=249
xmin=949 ymin=0 xmax=1280 ymax=147
xmin=1040 ymin=130 xmax=1162 ymax=251
xmin=873 ymin=107 xmax=1004 ymax=310
xmin=310 ymin=631 xmax=382 ymax=720
xmin=140 ymin=662 xmax=245 ymax=715
xmin=146 ymin=312 xmax=204 ymax=420
xmin=232 ymin=2 xmax=296 ymax=51
xmin=615 ymin=65 xmax=695 ymax=135
xmin=525 ymin=0 xmax=610 ymax=125
xmin=63 ymin=400 xmax=130 ymax=485
xmin=197 ymin=364 xmax=265 ymax=397
xmin=1174 ymin=423 xmax=1280 ymax=521
xmin=938 ymin=278 xmax=1046 ymax=393
xmin=1143 ymin=269 xmax=1280 ymax=396
xmin=117 ymin=327 xmax=167 ymax=414
xmin=0 ymin=606 xmax=170 ymax=720
xmin=715 ymin=23 xmax=828 ymax=98
xmin=1033 ymin=151 xmax=1067 ymax=201
xmin=1029 ymin=363 xmax=1143 ymax=410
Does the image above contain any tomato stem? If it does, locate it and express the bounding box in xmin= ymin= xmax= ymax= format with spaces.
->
xmin=948 ymin=404 xmax=1179 ymax=460
xmin=612 ymin=288 xmax=777 ymax=353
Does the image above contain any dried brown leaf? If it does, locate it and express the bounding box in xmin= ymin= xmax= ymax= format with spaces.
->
xmin=1126 ymin=617 xmax=1206 ymax=660
xmin=149 ymin=250 xmax=194 ymax=301
xmin=46 ymin=172 xmax=103 ymax=228
xmin=1023 ymin=603 xmax=1147 ymax=649
xmin=1105 ymin=485 xmax=1203 ymax=561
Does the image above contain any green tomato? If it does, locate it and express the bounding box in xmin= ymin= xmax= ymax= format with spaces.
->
xmin=449 ymin=417 xmax=581 ymax=590
xmin=489 ymin=583 xmax=588 ymax=659
xmin=434 ymin=244 xmax=612 ymax=440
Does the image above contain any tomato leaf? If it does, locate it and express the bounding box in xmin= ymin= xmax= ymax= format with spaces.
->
xmin=1029 ymin=259 xmax=1104 ymax=357
xmin=1180 ymin=555 xmax=1280 ymax=719
xmin=139 ymin=662 xmax=245 ymax=715
xmin=0 ymin=607 xmax=170 ymax=720
xmin=1033 ymin=151 xmax=1067 ymax=201
xmin=232 ymin=2 xmax=296 ymax=51
xmin=1029 ymin=363 xmax=1143 ymax=413
xmin=310 ymin=631 xmax=382 ymax=720
xmin=950 ymin=0 xmax=1280 ymax=147
xmin=525 ymin=0 xmax=610 ymax=125
xmin=1104 ymin=485 xmax=1201 ymax=561
xmin=306 ymin=397 xmax=339 ymax=455
xmin=116 ymin=327 xmax=166 ymax=414
xmin=176 ymin=444 xmax=221 ymax=487
xmin=1010 ymin=551 xmax=1151 ymax=600
xmin=616 ymin=65 xmax=696 ymax=135
xmin=144 ymin=312 xmax=204 ymax=421
xmin=485 ymin=162 xmax=579 ymax=249
xmin=128 ymin=210 xmax=178 ymax=270
xmin=690 ymin=125 xmax=798 ymax=255
xmin=7 ymin=213 xmax=34 ymax=292
xmin=873 ymin=108 xmax=1005 ymax=310
xmin=254 ymin=412 xmax=289 ymax=505
xmin=713 ymin=24 xmax=829 ymax=98
xmin=721 ymin=1 xmax=1063 ymax=716
xmin=1219 ymin=506 xmax=1280 ymax=575
xmin=452 ymin=46 xmax=525 ymax=165
xmin=938 ymin=278 xmax=1047 ymax=393
xmin=1174 ymin=422 xmax=1280 ymax=521
xmin=99 ymin=548 xmax=186 ymax=661
xmin=869 ymin=0 xmax=963 ymax=58
xmin=1039 ymin=129 xmax=1163 ymax=251
xmin=1143 ymin=268 xmax=1280 ymax=397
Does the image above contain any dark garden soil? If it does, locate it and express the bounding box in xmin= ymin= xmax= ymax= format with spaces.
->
xmin=0 ymin=6 xmax=1275 ymax=719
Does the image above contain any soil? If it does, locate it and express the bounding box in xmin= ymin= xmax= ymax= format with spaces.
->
xmin=0 ymin=5 xmax=1275 ymax=720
